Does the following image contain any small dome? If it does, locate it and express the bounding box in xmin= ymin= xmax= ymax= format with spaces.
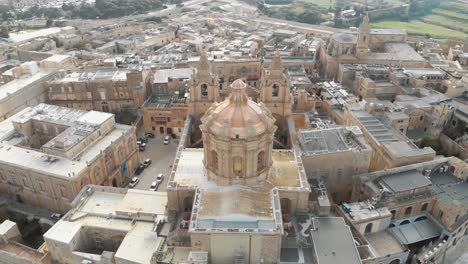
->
xmin=332 ymin=33 xmax=357 ymax=44
xmin=201 ymin=79 xmax=276 ymax=140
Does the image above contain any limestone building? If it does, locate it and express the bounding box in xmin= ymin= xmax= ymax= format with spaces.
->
xmin=143 ymin=88 xmax=189 ymax=137
xmin=0 ymin=104 xmax=139 ymax=213
xmin=47 ymin=68 xmax=152 ymax=114
xmin=165 ymin=79 xmax=310 ymax=263
xmin=319 ymin=15 xmax=428 ymax=80
xmin=349 ymin=157 xmax=468 ymax=264
xmin=344 ymin=103 xmax=435 ymax=171
xmin=0 ymin=61 xmax=58 ymax=122
xmin=43 ymin=185 xmax=169 ymax=264
xmin=298 ymin=126 xmax=372 ymax=203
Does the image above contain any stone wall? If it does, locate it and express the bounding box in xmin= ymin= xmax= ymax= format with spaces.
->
xmin=439 ymin=133 xmax=468 ymax=160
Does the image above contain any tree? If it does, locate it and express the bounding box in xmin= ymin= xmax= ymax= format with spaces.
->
xmin=420 ymin=137 xmax=441 ymax=152
xmin=46 ymin=18 xmax=54 ymax=27
xmin=0 ymin=27 xmax=9 ymax=38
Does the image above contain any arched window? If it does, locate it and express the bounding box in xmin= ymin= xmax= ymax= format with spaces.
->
xmin=365 ymin=223 xmax=373 ymax=234
xmin=211 ymin=150 xmax=218 ymax=171
xmin=257 ymin=151 xmax=265 ymax=172
xmin=455 ymin=214 xmax=459 ymax=222
xmin=390 ymin=210 xmax=396 ymax=219
xmin=452 ymin=238 xmax=457 ymax=246
xmin=400 ymin=220 xmax=411 ymax=226
xmin=415 ymin=216 xmax=428 ymax=222
xmin=272 ymin=84 xmax=279 ymax=97
xmin=438 ymin=210 xmax=444 ymax=219
xmin=233 ymin=156 xmax=242 ymax=176
xmin=404 ymin=206 xmax=412 ymax=217
xmin=201 ymin=83 xmax=208 ymax=96
xmin=421 ymin=203 xmax=428 ymax=212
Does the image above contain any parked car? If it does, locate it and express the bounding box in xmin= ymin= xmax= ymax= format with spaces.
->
xmin=129 ymin=177 xmax=139 ymax=188
xmin=135 ymin=164 xmax=145 ymax=175
xmin=139 ymin=137 xmax=147 ymax=143
xmin=50 ymin=213 xmax=62 ymax=220
xmin=149 ymin=181 xmax=159 ymax=191
xmin=163 ymin=135 xmax=170 ymax=145
xmin=138 ymin=145 xmax=145 ymax=152
xmin=145 ymin=132 xmax=155 ymax=138
xmin=143 ymin=158 xmax=152 ymax=168
xmin=137 ymin=141 xmax=146 ymax=147
xmin=156 ymin=173 xmax=164 ymax=183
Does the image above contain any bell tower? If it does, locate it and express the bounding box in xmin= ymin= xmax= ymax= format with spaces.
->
xmin=356 ymin=14 xmax=370 ymax=58
xmin=189 ymin=50 xmax=220 ymax=117
xmin=259 ymin=50 xmax=292 ymax=117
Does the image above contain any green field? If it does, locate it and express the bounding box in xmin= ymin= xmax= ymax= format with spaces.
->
xmin=432 ymin=8 xmax=468 ymax=21
xmin=301 ymin=0 xmax=333 ymax=8
xmin=421 ymin=15 xmax=468 ymax=33
xmin=371 ymin=20 xmax=468 ymax=39
xmin=372 ymin=0 xmax=468 ymax=40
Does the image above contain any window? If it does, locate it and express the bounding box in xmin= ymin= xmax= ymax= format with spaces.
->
xmin=365 ymin=223 xmax=373 ymax=234
xmin=455 ymin=214 xmax=459 ymax=222
xmin=201 ymin=84 xmax=208 ymax=96
xmin=415 ymin=216 xmax=427 ymax=222
xmin=400 ymin=220 xmax=411 ymax=226
xmin=421 ymin=203 xmax=428 ymax=212
xmin=404 ymin=207 xmax=412 ymax=216
xmin=439 ymin=210 xmax=444 ymax=219
xmin=257 ymin=151 xmax=265 ymax=172
xmin=211 ymin=150 xmax=218 ymax=171
xmin=390 ymin=210 xmax=396 ymax=219
xmin=233 ymin=156 xmax=242 ymax=176
xmin=420 ymin=116 xmax=423 ymax=121
xmin=272 ymin=84 xmax=279 ymax=97
xmin=99 ymin=91 xmax=106 ymax=100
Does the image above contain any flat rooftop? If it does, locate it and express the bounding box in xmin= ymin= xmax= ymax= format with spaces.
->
xmin=193 ymin=187 xmax=278 ymax=231
xmin=380 ymin=170 xmax=432 ymax=193
xmin=389 ymin=218 xmax=442 ymax=245
xmin=0 ymin=104 xmax=131 ymax=179
xmin=371 ymin=28 xmax=406 ymax=35
xmin=45 ymin=186 xmax=167 ymax=264
xmin=170 ymin=149 xmax=304 ymax=189
xmin=365 ymin=231 xmax=405 ymax=257
xmin=344 ymin=202 xmax=392 ymax=223
xmin=370 ymin=43 xmax=425 ymax=62
xmin=154 ymin=68 xmax=193 ymax=83
xmin=8 ymin=27 xmax=71 ymax=43
xmin=298 ymin=126 xmax=365 ymax=155
xmin=311 ymin=217 xmax=362 ymax=264
xmin=51 ymin=69 xmax=131 ymax=83
xmin=0 ymin=69 xmax=55 ymax=102
xmin=352 ymin=109 xmax=435 ymax=159
xmin=431 ymin=172 xmax=468 ymax=206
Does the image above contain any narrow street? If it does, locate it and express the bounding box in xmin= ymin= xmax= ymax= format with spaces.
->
xmin=132 ymin=132 xmax=178 ymax=192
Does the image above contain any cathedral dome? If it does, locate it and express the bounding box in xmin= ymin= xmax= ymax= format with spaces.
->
xmin=201 ymin=79 xmax=276 ymax=140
